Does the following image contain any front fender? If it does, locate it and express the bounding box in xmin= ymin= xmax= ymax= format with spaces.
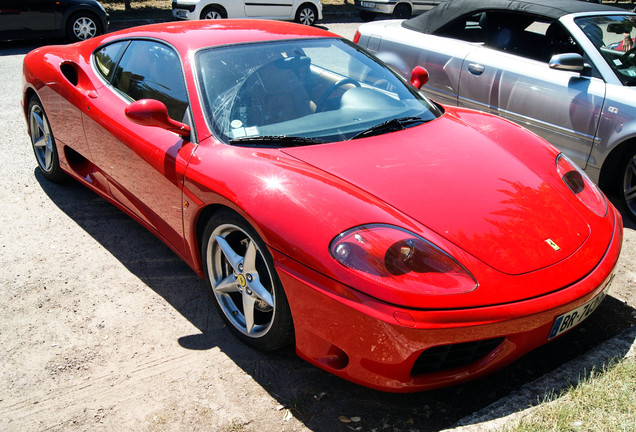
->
xmin=181 ymin=138 xmax=418 ymax=278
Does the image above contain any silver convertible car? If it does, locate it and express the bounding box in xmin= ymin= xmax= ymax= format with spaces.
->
xmin=355 ymin=0 xmax=636 ymax=221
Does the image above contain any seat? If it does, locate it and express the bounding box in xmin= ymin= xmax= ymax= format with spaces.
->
xmin=233 ymin=56 xmax=315 ymax=127
xmin=543 ymin=22 xmax=578 ymax=62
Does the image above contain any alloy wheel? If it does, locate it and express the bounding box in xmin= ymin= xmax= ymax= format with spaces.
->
xmin=72 ymin=17 xmax=97 ymax=40
xmin=29 ymin=104 xmax=54 ymax=173
xmin=623 ymin=152 xmax=636 ymax=219
xmin=207 ymin=223 xmax=276 ymax=338
xmin=298 ymin=7 xmax=315 ymax=25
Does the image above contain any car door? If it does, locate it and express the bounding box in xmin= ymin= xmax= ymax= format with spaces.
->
xmin=243 ymin=0 xmax=292 ymax=18
xmin=371 ymin=30 xmax=474 ymax=107
xmin=0 ymin=0 xmax=57 ymax=37
xmin=82 ymin=39 xmax=195 ymax=254
xmin=456 ymin=15 xmax=606 ymax=170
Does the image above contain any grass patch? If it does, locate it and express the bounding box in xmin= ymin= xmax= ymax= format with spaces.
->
xmin=501 ymin=357 xmax=636 ymax=432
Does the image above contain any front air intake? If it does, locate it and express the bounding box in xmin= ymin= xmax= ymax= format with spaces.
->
xmin=411 ymin=338 xmax=504 ymax=376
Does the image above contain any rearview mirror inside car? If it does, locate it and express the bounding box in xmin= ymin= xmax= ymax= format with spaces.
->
xmin=607 ymin=22 xmax=632 ymax=34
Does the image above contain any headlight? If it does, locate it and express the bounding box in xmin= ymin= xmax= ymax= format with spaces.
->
xmin=556 ymin=154 xmax=607 ymax=217
xmin=330 ymin=224 xmax=477 ymax=295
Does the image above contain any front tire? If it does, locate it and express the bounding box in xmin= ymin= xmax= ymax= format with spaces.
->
xmin=295 ymin=4 xmax=317 ymax=26
xmin=202 ymin=210 xmax=294 ymax=351
xmin=28 ymin=97 xmax=66 ymax=182
xmin=66 ymin=11 xmax=102 ymax=41
xmin=620 ymin=147 xmax=636 ymax=222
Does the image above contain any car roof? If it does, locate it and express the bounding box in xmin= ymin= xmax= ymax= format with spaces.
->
xmin=402 ymin=0 xmax=626 ymax=34
xmin=98 ymin=19 xmax=337 ymax=53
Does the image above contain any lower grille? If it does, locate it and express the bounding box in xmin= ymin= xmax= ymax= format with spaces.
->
xmin=411 ymin=337 xmax=504 ymax=376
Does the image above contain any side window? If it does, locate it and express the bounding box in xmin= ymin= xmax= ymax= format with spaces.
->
xmin=436 ymin=13 xmax=489 ymax=43
xmin=94 ymin=41 xmax=128 ymax=82
xmin=111 ymin=40 xmax=189 ymax=121
xmin=438 ymin=12 xmax=582 ymax=63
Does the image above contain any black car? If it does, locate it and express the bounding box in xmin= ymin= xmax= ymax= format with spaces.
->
xmin=0 ymin=0 xmax=109 ymax=42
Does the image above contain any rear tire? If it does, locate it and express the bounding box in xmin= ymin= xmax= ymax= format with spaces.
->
xmin=620 ymin=147 xmax=636 ymax=223
xmin=393 ymin=3 xmax=411 ymax=19
xmin=295 ymin=3 xmax=317 ymax=26
xmin=392 ymin=3 xmax=411 ymax=19
xmin=200 ymin=5 xmax=226 ymax=20
xmin=28 ymin=97 xmax=67 ymax=182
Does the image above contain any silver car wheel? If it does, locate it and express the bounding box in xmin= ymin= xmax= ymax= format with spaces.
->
xmin=623 ymin=151 xmax=636 ymax=218
xmin=207 ymin=223 xmax=276 ymax=338
xmin=297 ymin=6 xmax=316 ymax=25
xmin=29 ymin=104 xmax=54 ymax=173
xmin=201 ymin=6 xmax=224 ymax=19
xmin=203 ymin=10 xmax=221 ymax=19
xmin=72 ymin=16 xmax=97 ymax=40
xmin=28 ymin=98 xmax=66 ymax=182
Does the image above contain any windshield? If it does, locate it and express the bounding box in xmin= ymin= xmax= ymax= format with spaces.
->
xmin=195 ymin=38 xmax=442 ymax=145
xmin=576 ymin=14 xmax=636 ymax=86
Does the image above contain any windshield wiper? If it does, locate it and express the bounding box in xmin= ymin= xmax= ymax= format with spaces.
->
xmin=229 ymin=135 xmax=324 ymax=147
xmin=351 ymin=116 xmax=428 ymax=140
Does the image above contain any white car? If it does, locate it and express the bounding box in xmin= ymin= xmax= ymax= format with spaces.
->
xmin=172 ymin=0 xmax=322 ymax=25
xmin=354 ymin=0 xmax=442 ymax=21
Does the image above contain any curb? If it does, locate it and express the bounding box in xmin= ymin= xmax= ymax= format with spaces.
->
xmin=442 ymin=325 xmax=636 ymax=431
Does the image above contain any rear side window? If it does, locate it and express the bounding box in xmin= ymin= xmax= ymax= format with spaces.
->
xmin=110 ymin=40 xmax=189 ymax=121
xmin=94 ymin=41 xmax=128 ymax=82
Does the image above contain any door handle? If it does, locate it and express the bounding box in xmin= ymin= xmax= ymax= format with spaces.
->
xmin=468 ymin=63 xmax=485 ymax=75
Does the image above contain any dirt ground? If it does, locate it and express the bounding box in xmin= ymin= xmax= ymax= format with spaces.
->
xmin=0 ymin=39 xmax=634 ymax=432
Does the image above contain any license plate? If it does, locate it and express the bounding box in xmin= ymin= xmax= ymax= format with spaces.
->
xmin=361 ymin=1 xmax=376 ymax=7
xmin=548 ymin=280 xmax=610 ymax=340
xmin=176 ymin=10 xmax=187 ymax=18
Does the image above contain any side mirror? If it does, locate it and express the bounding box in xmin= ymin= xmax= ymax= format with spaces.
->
xmin=549 ymin=53 xmax=586 ymax=73
xmin=410 ymin=65 xmax=429 ymax=89
xmin=125 ymin=99 xmax=191 ymax=137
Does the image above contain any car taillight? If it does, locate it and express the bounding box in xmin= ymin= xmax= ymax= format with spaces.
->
xmin=330 ymin=224 xmax=477 ymax=295
xmin=556 ymin=154 xmax=607 ymax=217
xmin=353 ymin=30 xmax=361 ymax=44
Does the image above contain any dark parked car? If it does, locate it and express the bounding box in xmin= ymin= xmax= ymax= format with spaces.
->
xmin=0 ymin=0 xmax=109 ymax=42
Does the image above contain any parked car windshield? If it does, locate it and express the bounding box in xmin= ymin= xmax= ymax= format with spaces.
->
xmin=195 ymin=38 xmax=442 ymax=145
xmin=576 ymin=14 xmax=636 ymax=86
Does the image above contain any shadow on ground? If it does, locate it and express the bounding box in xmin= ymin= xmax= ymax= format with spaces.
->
xmin=35 ymin=172 xmax=635 ymax=432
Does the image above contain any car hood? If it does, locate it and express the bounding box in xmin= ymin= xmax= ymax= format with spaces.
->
xmin=282 ymin=111 xmax=590 ymax=275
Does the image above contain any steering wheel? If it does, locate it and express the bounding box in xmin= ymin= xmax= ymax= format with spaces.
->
xmin=315 ymin=78 xmax=360 ymax=112
xmin=620 ymin=45 xmax=636 ymax=65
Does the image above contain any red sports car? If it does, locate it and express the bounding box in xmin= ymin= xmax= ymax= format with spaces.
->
xmin=22 ymin=20 xmax=622 ymax=392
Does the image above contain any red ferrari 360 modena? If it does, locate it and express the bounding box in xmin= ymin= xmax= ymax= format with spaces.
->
xmin=22 ymin=20 xmax=622 ymax=392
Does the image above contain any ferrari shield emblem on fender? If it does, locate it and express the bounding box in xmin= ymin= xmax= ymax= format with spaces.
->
xmin=545 ymin=239 xmax=561 ymax=251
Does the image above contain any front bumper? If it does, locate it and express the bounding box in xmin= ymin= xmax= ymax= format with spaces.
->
xmin=274 ymin=206 xmax=623 ymax=392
